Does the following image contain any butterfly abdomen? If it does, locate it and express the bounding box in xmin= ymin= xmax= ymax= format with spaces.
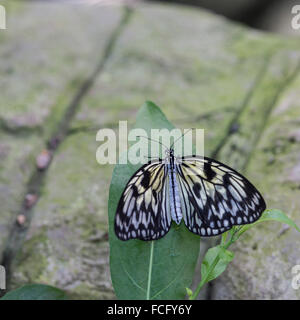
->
xmin=168 ymin=163 xmax=182 ymax=225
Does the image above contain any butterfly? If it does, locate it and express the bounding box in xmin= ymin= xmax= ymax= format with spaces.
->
xmin=114 ymin=141 xmax=266 ymax=241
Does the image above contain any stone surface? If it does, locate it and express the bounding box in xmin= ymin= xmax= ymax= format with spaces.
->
xmin=1 ymin=1 xmax=121 ymax=133
xmin=11 ymin=132 xmax=114 ymax=299
xmin=0 ymin=133 xmax=43 ymax=255
xmin=212 ymin=73 xmax=300 ymax=300
xmin=73 ymin=3 xmax=297 ymax=156
xmin=1 ymin=1 xmax=300 ymax=299
xmin=0 ymin=0 xmax=121 ymax=282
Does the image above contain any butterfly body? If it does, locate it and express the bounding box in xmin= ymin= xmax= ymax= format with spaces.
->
xmin=167 ymin=150 xmax=183 ymax=225
xmin=115 ymin=148 xmax=266 ymax=241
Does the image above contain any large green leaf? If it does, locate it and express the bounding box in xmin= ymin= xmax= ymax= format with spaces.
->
xmin=0 ymin=284 xmax=67 ymax=300
xmin=108 ymin=101 xmax=200 ymax=300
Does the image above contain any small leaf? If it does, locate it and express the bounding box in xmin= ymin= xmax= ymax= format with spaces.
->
xmin=0 ymin=284 xmax=67 ymax=300
xmin=201 ymin=245 xmax=234 ymax=284
xmin=238 ymin=209 xmax=300 ymax=237
xmin=186 ymin=287 xmax=193 ymax=297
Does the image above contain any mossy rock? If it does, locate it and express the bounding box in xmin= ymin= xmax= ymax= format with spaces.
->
xmin=1 ymin=1 xmax=300 ymax=299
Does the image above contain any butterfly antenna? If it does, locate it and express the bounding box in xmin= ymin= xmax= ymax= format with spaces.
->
xmin=170 ymin=128 xmax=195 ymax=149
xmin=137 ymin=135 xmax=169 ymax=150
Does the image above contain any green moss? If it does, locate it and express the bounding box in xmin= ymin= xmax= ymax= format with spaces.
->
xmin=66 ymin=283 xmax=115 ymax=300
xmin=12 ymin=232 xmax=49 ymax=287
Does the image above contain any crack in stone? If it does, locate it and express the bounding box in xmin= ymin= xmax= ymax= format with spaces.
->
xmin=0 ymin=6 xmax=133 ymax=292
xmin=242 ymin=59 xmax=300 ymax=172
xmin=206 ymin=56 xmax=300 ymax=301
xmin=0 ymin=117 xmax=43 ymax=136
xmin=211 ymin=54 xmax=272 ymax=160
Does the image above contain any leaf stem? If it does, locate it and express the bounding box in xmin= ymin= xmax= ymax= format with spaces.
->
xmin=189 ymin=233 xmax=236 ymax=300
xmin=189 ymin=254 xmax=220 ymax=300
xmin=146 ymin=241 xmax=154 ymax=300
xmin=221 ymin=231 xmax=228 ymax=246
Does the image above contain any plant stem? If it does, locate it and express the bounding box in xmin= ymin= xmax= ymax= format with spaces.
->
xmin=221 ymin=231 xmax=228 ymax=246
xmin=146 ymin=241 xmax=154 ymax=300
xmin=189 ymin=235 xmax=235 ymax=300
xmin=189 ymin=253 xmax=220 ymax=300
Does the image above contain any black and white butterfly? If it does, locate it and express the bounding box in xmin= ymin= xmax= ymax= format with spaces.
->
xmin=115 ymin=144 xmax=266 ymax=241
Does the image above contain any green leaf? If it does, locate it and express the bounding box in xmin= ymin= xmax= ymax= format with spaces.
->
xmin=186 ymin=287 xmax=193 ymax=298
xmin=200 ymin=245 xmax=234 ymax=284
xmin=238 ymin=209 xmax=300 ymax=237
xmin=0 ymin=284 xmax=67 ymax=300
xmin=108 ymin=101 xmax=200 ymax=300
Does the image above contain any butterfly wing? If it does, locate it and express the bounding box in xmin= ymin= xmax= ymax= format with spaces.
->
xmin=176 ymin=156 xmax=266 ymax=236
xmin=114 ymin=160 xmax=172 ymax=241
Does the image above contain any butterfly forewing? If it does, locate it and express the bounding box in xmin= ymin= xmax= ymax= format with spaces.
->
xmin=176 ymin=156 xmax=266 ymax=236
xmin=114 ymin=160 xmax=172 ymax=241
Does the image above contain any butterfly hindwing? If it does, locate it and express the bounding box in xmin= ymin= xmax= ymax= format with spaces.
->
xmin=176 ymin=156 xmax=266 ymax=236
xmin=114 ymin=160 xmax=172 ymax=241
